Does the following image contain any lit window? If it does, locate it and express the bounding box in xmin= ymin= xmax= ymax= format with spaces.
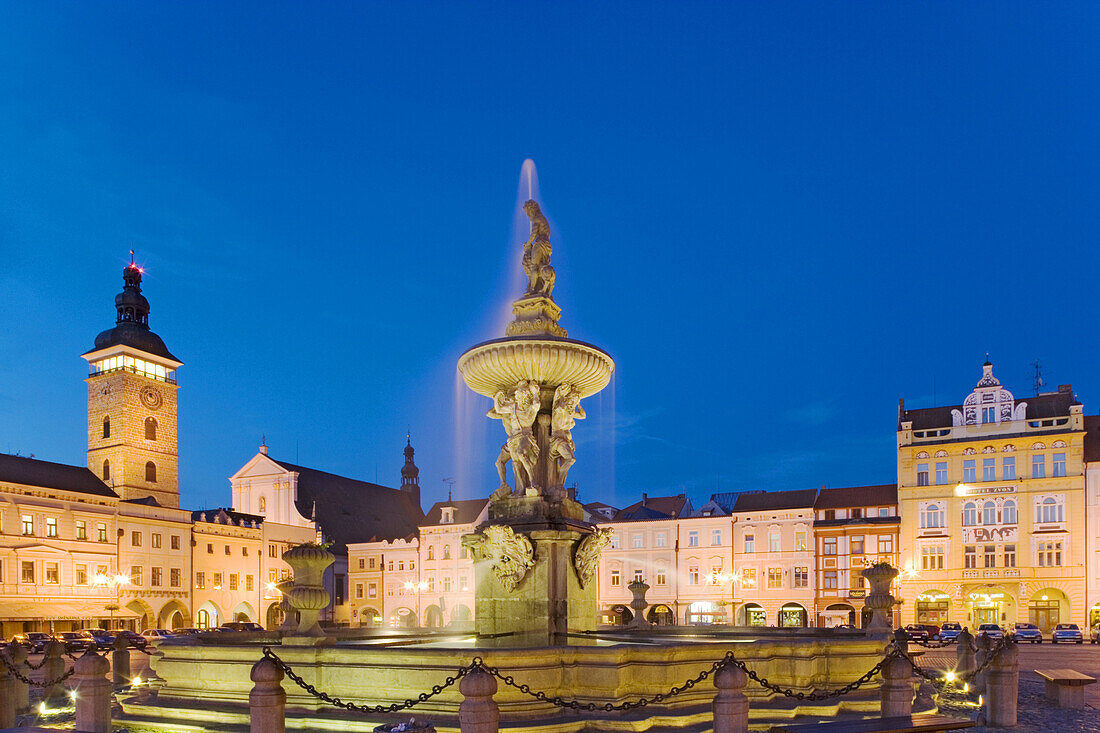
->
xmin=131 ymin=566 xmax=142 ymax=585
xmin=97 ymin=524 xmax=108 ymax=542
xmin=152 ymin=533 xmax=162 ymax=548
xmin=633 ymin=568 xmax=644 ymax=583
xmin=795 ymin=531 xmax=807 ymax=551
xmin=132 ymin=531 xmax=142 ymax=547
xmin=767 ymin=568 xmax=782 ymax=589
xmin=741 ymin=568 xmax=756 ymax=588
xmin=21 ymin=515 xmax=33 ymax=535
xmin=689 ymin=566 xmax=699 ymax=584
xmin=152 ymin=567 xmax=163 ymax=586
xmin=76 ymin=520 xmax=87 ymax=540
xmin=229 ymin=574 xmax=238 ymax=591
xmin=355 ymin=583 xmax=364 ymax=599
xmin=21 ymin=561 xmax=34 ymax=583
xmin=655 ymin=567 xmax=667 ymax=585
xmin=610 ymin=569 xmax=620 ymax=586
xmin=46 ymin=518 xmax=58 ymax=537
xmin=45 ymin=562 xmax=59 ymax=584
xmin=195 ymin=572 xmax=205 ymax=589
xmin=76 ymin=564 xmax=87 ymax=585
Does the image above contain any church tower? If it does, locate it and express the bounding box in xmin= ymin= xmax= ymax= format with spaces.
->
xmin=400 ymin=434 xmax=421 ymax=511
xmin=83 ymin=260 xmax=183 ymax=507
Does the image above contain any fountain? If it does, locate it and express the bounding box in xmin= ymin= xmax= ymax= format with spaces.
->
xmin=122 ymin=165 xmax=895 ymax=732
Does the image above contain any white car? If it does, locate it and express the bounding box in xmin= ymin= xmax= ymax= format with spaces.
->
xmin=140 ymin=628 xmax=176 ymax=641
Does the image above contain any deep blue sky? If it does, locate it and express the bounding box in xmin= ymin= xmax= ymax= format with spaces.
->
xmin=2 ymin=3 xmax=1098 ymax=513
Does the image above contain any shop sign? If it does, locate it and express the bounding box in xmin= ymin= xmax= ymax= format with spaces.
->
xmin=961 ymin=526 xmax=1017 ymax=543
xmin=957 ymin=484 xmax=1016 ymax=496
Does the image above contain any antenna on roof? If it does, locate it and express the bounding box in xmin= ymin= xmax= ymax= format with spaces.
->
xmin=1031 ymin=359 xmax=1045 ymax=396
xmin=443 ymin=477 xmax=455 ymax=502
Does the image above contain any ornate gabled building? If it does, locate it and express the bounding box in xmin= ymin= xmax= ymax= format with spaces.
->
xmin=896 ymin=360 xmax=1088 ymax=631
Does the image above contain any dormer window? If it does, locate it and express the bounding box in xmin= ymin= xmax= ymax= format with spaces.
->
xmin=441 ymin=508 xmax=454 ymax=524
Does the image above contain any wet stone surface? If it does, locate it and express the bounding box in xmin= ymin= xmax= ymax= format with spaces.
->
xmin=937 ymin=676 xmax=1100 ymax=732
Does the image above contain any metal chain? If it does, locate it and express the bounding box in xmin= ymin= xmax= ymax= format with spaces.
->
xmin=133 ymin=645 xmax=154 ymax=655
xmin=907 ymin=638 xmax=956 ymax=649
xmin=895 ymin=635 xmax=1013 ymax=686
xmin=262 ymin=646 xmax=468 ymax=714
xmin=1 ymin=651 xmax=76 ymax=688
xmin=23 ymin=653 xmax=47 ymax=670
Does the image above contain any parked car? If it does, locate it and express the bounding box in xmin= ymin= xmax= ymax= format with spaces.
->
xmin=1091 ymin=625 xmax=1099 ymax=644
xmin=903 ymin=624 xmax=930 ymax=642
xmin=57 ymin=632 xmax=93 ymax=653
xmin=79 ymin=629 xmax=116 ymax=650
xmin=172 ymin=628 xmax=202 ymax=636
xmin=1051 ymin=623 xmax=1084 ymax=644
xmin=221 ymin=622 xmax=264 ymax=632
xmin=976 ymin=624 xmax=1004 ymax=640
xmin=11 ymin=632 xmax=55 ymax=653
xmin=919 ymin=623 xmax=941 ymax=640
xmin=1011 ymin=623 xmax=1043 ymax=643
xmin=140 ymin=629 xmax=176 ymax=641
xmin=939 ymin=622 xmax=963 ymax=643
xmin=115 ymin=630 xmax=148 ymax=649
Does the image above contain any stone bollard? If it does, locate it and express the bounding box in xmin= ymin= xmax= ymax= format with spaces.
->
xmin=459 ymin=666 xmax=499 ymax=733
xmin=984 ymin=640 xmax=1018 ymax=728
xmin=73 ymin=650 xmax=112 ymax=733
xmin=880 ymin=654 xmax=914 ymax=717
xmin=250 ymin=656 xmax=286 ymax=733
xmin=955 ymin=628 xmax=975 ymax=680
xmin=712 ymin=663 xmax=749 ymax=733
xmin=41 ymin=640 xmax=67 ymax=704
xmin=6 ymin=643 xmax=29 ymax=713
xmin=973 ymin=633 xmax=992 ymax=693
xmin=0 ymin=654 xmax=15 ymax=730
xmin=112 ymin=634 xmax=132 ymax=686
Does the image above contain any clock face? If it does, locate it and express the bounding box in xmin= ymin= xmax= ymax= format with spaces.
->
xmin=140 ymin=386 xmax=163 ymax=410
xmin=100 ymin=384 xmax=112 ymax=396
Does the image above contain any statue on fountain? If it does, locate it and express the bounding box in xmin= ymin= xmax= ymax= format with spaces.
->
xmin=489 ymin=380 xmax=541 ymax=498
xmin=549 ymin=382 xmax=585 ymax=491
xmin=506 ymin=199 xmax=567 ymax=338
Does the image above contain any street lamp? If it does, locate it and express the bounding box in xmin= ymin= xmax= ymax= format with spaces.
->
xmin=404 ymin=580 xmax=428 ymax=627
xmin=93 ymin=572 xmax=130 ymax=630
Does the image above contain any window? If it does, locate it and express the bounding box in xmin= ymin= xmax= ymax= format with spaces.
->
xmin=207 ymin=543 xmax=214 ymax=554
xmin=877 ymin=535 xmax=893 ymax=554
xmin=850 ymin=569 xmax=865 ymax=589
xmin=45 ymin=517 xmax=58 ymax=537
xmin=655 ymin=532 xmax=667 ymax=548
xmin=152 ymin=533 xmax=162 ymax=548
xmin=442 ymin=576 xmax=452 ymax=592
xmin=76 ymin=564 xmax=88 ymax=584
xmin=1038 ymin=541 xmax=1063 ymax=567
xmin=196 ymin=609 xmax=211 ymax=630
xmin=741 ymin=568 xmax=756 ymax=588
xmin=1052 ymin=453 xmax=1066 ymax=477
xmin=131 ymin=531 xmax=142 ymax=547
xmin=795 ymin=531 xmax=807 ymax=551
xmin=145 ymin=461 xmax=157 ymax=482
xmin=76 ymin=520 xmax=87 ymax=540
xmin=851 ymin=508 xmax=862 ymax=519
xmin=632 ymin=534 xmax=643 ymax=549
xmin=823 ymin=537 xmax=837 ymax=555
xmin=610 ymin=569 xmax=621 ymax=586
xmin=152 ymin=567 xmax=163 ymax=586
xmin=711 ymin=529 xmax=722 ymax=546
xmin=610 ymin=535 xmax=620 ymax=549
xmin=368 ymin=583 xmax=377 ymax=598
xmin=355 ymin=583 xmax=364 ymax=599
xmin=1002 ymin=500 xmax=1017 ymax=524
xmin=794 ymin=567 xmax=808 ymax=588
xmin=744 ymin=534 xmax=755 ymax=553
xmin=689 ymin=566 xmax=699 ymax=584
xmin=916 ymin=463 xmax=929 ymax=486
xmin=398 ymin=561 xmax=404 ymax=571
xmin=21 ymin=561 xmax=35 ymax=583
xmin=97 ymin=523 xmax=107 ymax=542
xmin=824 ymin=509 xmax=836 ymax=520
xmin=982 ymin=501 xmax=996 ymax=525
xmin=131 ymin=566 xmax=142 ymax=585
xmin=358 ymin=558 xmax=365 ymax=570
xmin=195 ymin=572 xmax=205 ymax=589
xmin=460 ymin=576 xmax=468 ymax=592
xmin=225 ymin=545 xmax=231 ymax=556
xmin=427 ymin=577 xmax=435 ymax=592
xmin=767 ymin=568 xmax=782 ymax=589
xmin=982 ymin=406 xmax=995 ymax=423
xmin=823 ymin=570 xmax=837 ymax=589
xmin=633 ymin=568 xmax=644 ymax=583
xmin=368 ymin=558 xmax=375 ymax=569
xmin=1003 ymin=544 xmax=1016 ymax=568
xmin=45 ymin=562 xmax=59 ymax=584
xmin=145 ymin=417 xmax=157 ymax=441
xmin=102 ymin=459 xmax=110 ymax=480
xmin=442 ymin=545 xmax=451 ymax=560
xmin=258 ymin=497 xmax=266 ymax=513
xmin=21 ymin=515 xmax=33 ymax=535
xmin=170 ymin=568 xmax=181 ymax=587
xmin=1003 ymin=456 xmax=1015 ymax=480
xmin=963 ymin=459 xmax=976 ymax=483
xmin=229 ymin=573 xmax=239 ymax=591
xmin=687 ymin=531 xmax=699 ymax=547
xmin=103 ymin=415 xmax=110 ymax=438
xmin=935 ymin=462 xmax=948 ymax=484
xmin=656 ymin=568 xmax=667 ymax=585
xmin=387 ymin=561 xmax=393 ymax=571
xmin=962 ymin=502 xmax=978 ymax=526
xmin=1037 ymin=496 xmax=1064 ymax=523
xmin=460 ymin=546 xmax=468 ymax=559
xmin=213 ymin=572 xmax=223 ymax=588
xmin=982 ymin=458 xmax=995 ymax=482
xmin=921 ymin=544 xmax=944 ymax=570
xmin=983 ymin=545 xmax=996 ymax=568
xmin=850 ymin=535 xmax=864 ymax=555
xmin=427 ymin=546 xmax=434 ymax=560
xmin=1032 ymin=454 xmax=1045 ymax=479
xmin=964 ymin=546 xmax=976 ymax=569
xmin=769 ymin=532 xmax=780 ymax=553
xmin=920 ymin=503 xmax=945 ymax=529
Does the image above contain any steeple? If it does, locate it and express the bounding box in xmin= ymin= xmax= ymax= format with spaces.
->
xmin=400 ymin=433 xmax=421 ymax=511
xmin=86 ymin=258 xmax=180 ymax=363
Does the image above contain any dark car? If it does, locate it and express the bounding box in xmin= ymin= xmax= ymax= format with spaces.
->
xmin=1011 ymin=623 xmax=1043 ymax=643
xmin=920 ymin=623 xmax=941 ymax=640
xmin=903 ymin=624 xmax=930 ymax=642
xmin=11 ymin=632 xmax=55 ymax=653
xmin=1051 ymin=623 xmax=1083 ymax=644
xmin=115 ymin=630 xmax=148 ymax=649
xmin=939 ymin=622 xmax=963 ymax=642
xmin=221 ymin=622 xmax=264 ymax=632
xmin=79 ymin=629 xmax=116 ymax=650
xmin=57 ymin=632 xmax=93 ymax=653
xmin=172 ymin=628 xmax=202 ymax=636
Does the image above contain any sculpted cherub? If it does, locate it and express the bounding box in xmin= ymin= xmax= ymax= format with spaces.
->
xmin=549 ymin=383 xmax=585 ymax=489
xmin=521 ymin=200 xmax=556 ymax=298
xmin=488 ymin=380 xmax=541 ymax=497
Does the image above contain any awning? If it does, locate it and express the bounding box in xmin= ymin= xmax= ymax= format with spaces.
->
xmin=0 ymin=601 xmax=142 ymax=621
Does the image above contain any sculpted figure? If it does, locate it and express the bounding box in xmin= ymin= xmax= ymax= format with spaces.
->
xmin=574 ymin=527 xmax=613 ymax=589
xmin=522 ymin=200 xmax=556 ymax=297
xmin=549 ymin=383 xmax=585 ymax=489
xmin=488 ymin=380 xmax=541 ymax=497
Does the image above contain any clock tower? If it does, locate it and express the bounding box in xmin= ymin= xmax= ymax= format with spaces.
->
xmin=83 ymin=260 xmax=183 ymax=508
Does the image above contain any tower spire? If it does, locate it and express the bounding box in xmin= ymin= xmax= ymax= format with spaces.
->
xmin=400 ymin=433 xmax=421 ymax=511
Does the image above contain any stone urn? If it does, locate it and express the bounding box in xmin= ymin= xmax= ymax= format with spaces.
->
xmin=276 ymin=577 xmax=298 ymax=632
xmin=626 ymin=579 xmax=651 ymax=629
xmin=861 ymin=564 xmax=899 ymax=633
xmin=282 ymin=543 xmax=334 ymax=637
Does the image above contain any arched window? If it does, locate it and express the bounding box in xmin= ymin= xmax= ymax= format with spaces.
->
xmin=145 ymin=461 xmax=157 ymax=483
xmin=920 ymin=503 xmax=945 ymax=529
xmin=102 ymin=416 xmax=110 ymax=439
xmin=962 ymin=502 xmax=977 ymax=526
xmin=982 ymin=501 xmax=996 ymax=525
xmin=1002 ymin=499 xmax=1016 ymax=524
xmin=442 ymin=545 xmax=451 ymax=560
xmin=258 ymin=497 xmax=266 ymax=513
xmin=1037 ymin=496 xmax=1063 ymax=523
xmin=145 ymin=417 xmax=157 ymax=441
xmin=102 ymin=459 xmax=110 ymax=481
xmin=196 ymin=609 xmax=211 ymax=630
xmin=426 ymin=546 xmax=434 ymax=560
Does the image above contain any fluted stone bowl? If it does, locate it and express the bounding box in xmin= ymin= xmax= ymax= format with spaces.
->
xmin=458 ymin=336 xmax=614 ymax=398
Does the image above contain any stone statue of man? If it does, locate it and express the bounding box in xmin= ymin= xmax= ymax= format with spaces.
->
xmin=549 ymin=383 xmax=585 ymax=490
xmin=488 ymin=380 xmax=541 ymax=497
xmin=521 ymin=200 xmax=555 ymax=298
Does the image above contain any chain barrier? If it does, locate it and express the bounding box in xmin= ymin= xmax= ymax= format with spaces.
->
xmin=261 ymin=646 xmax=468 ymax=714
xmin=1 ymin=650 xmax=76 ymax=688
xmin=907 ymin=638 xmax=956 ymax=649
xmin=23 ymin=652 xmax=48 ymax=670
xmin=895 ymin=635 xmax=1013 ymax=687
xmin=132 ymin=644 xmax=154 ymax=655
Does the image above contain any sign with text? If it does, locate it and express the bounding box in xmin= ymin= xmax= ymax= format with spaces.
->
xmin=957 ymin=484 xmax=1016 ymax=496
xmin=961 ymin=525 xmax=1018 ymax=543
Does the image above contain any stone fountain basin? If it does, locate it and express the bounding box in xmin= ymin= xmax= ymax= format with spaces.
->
xmin=123 ymin=629 xmax=891 ymax=732
xmin=458 ymin=336 xmax=614 ymax=398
